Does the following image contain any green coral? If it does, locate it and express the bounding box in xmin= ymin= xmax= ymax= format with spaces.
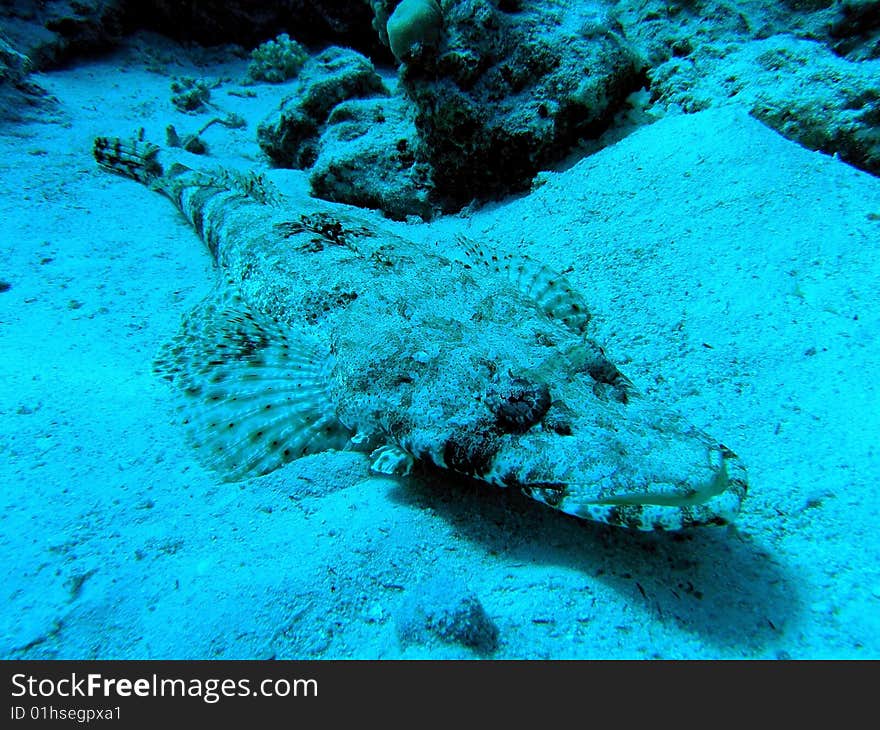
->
xmin=170 ymin=77 xmax=212 ymax=112
xmin=248 ymin=33 xmax=308 ymax=83
xmin=386 ymin=0 xmax=443 ymax=63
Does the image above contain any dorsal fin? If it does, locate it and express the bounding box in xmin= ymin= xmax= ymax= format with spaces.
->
xmin=455 ymin=235 xmax=591 ymax=334
xmin=188 ymin=168 xmax=282 ymax=206
xmin=154 ymin=282 xmax=351 ymax=481
xmin=157 ymin=167 xmax=283 ymax=210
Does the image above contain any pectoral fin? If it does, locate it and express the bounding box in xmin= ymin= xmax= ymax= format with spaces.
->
xmin=154 ymin=283 xmax=351 ymax=481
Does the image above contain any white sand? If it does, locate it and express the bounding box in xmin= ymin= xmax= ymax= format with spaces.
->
xmin=1 ymin=36 xmax=878 ymax=658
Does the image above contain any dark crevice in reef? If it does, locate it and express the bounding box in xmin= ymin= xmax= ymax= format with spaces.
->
xmin=3 ymin=1 xmax=879 ymax=217
xmin=0 ymin=0 xmax=391 ymax=71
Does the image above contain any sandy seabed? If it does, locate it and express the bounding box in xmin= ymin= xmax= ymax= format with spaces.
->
xmin=1 ymin=37 xmax=878 ymax=659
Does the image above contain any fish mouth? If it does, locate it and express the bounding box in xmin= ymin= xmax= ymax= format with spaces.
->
xmin=586 ymin=444 xmax=730 ymax=507
xmin=417 ymin=389 xmax=749 ymax=531
xmin=523 ymin=444 xmax=748 ymax=531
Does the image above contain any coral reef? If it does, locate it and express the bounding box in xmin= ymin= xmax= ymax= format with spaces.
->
xmin=255 ymin=33 xmax=435 ymax=219
xmin=0 ymin=34 xmax=52 ymax=122
xmin=396 ymin=0 xmax=643 ymax=208
xmin=1 ymin=36 xmax=31 ymax=85
xmin=170 ymin=77 xmax=213 ymax=113
xmin=257 ymin=47 xmax=388 ymax=169
xmin=611 ymin=0 xmax=880 ymax=65
xmin=829 ymin=0 xmax=880 ymax=60
xmin=309 ymin=95 xmax=435 ymax=221
xmin=0 ymin=0 xmax=125 ymax=70
xmin=0 ymin=1 xmax=390 ymax=71
xmin=370 ymin=0 xmax=393 ymax=49
xmin=127 ymin=0 xmax=387 ymax=57
xmin=612 ymin=1 xmax=837 ymax=66
xmin=2 ymin=0 xmax=878 ymax=214
xmin=650 ymin=35 xmax=880 ymax=176
xmin=247 ymin=33 xmax=308 ymax=84
xmin=389 ymin=0 xmax=642 ymax=209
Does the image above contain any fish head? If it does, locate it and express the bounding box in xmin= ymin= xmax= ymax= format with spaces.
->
xmin=396 ymin=355 xmax=747 ymax=532
xmin=484 ymin=394 xmax=747 ymax=531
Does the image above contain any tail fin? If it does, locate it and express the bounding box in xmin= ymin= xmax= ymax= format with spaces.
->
xmin=93 ymin=136 xmax=164 ymax=184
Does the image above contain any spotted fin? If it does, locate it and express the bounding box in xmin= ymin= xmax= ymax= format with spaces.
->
xmin=154 ymin=284 xmax=351 ymax=481
xmin=456 ymin=234 xmax=591 ymax=334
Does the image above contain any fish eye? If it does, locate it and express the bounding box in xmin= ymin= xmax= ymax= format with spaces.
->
xmin=490 ymin=377 xmax=551 ymax=434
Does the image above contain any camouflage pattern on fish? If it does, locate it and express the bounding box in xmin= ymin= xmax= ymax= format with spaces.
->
xmin=93 ymin=136 xmax=747 ymax=531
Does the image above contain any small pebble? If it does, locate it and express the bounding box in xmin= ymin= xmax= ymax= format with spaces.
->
xmin=364 ymin=603 xmax=385 ymax=623
xmin=396 ymin=576 xmax=499 ymax=654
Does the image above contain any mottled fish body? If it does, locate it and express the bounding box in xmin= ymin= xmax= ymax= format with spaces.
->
xmin=94 ymin=137 xmax=747 ymax=531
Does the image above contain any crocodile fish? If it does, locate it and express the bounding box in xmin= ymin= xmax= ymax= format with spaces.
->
xmin=93 ymin=136 xmax=747 ymax=531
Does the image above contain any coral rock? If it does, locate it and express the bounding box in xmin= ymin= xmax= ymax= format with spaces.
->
xmin=650 ymin=35 xmax=880 ymax=177
xmin=395 ymin=577 xmax=499 ymax=655
xmin=247 ymin=33 xmax=308 ymax=84
xmin=257 ymin=47 xmax=388 ymax=169
xmin=399 ymin=0 xmax=643 ymax=209
xmin=310 ymin=95 xmax=436 ymax=221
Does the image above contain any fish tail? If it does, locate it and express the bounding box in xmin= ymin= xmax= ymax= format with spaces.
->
xmin=93 ymin=135 xmax=232 ymax=254
xmin=93 ymin=136 xmax=164 ymax=184
xmin=94 ymin=134 xmax=280 ymax=260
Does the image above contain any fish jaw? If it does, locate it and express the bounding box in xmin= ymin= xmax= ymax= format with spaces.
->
xmin=406 ymin=396 xmax=748 ymax=532
xmin=512 ymin=440 xmax=748 ymax=532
